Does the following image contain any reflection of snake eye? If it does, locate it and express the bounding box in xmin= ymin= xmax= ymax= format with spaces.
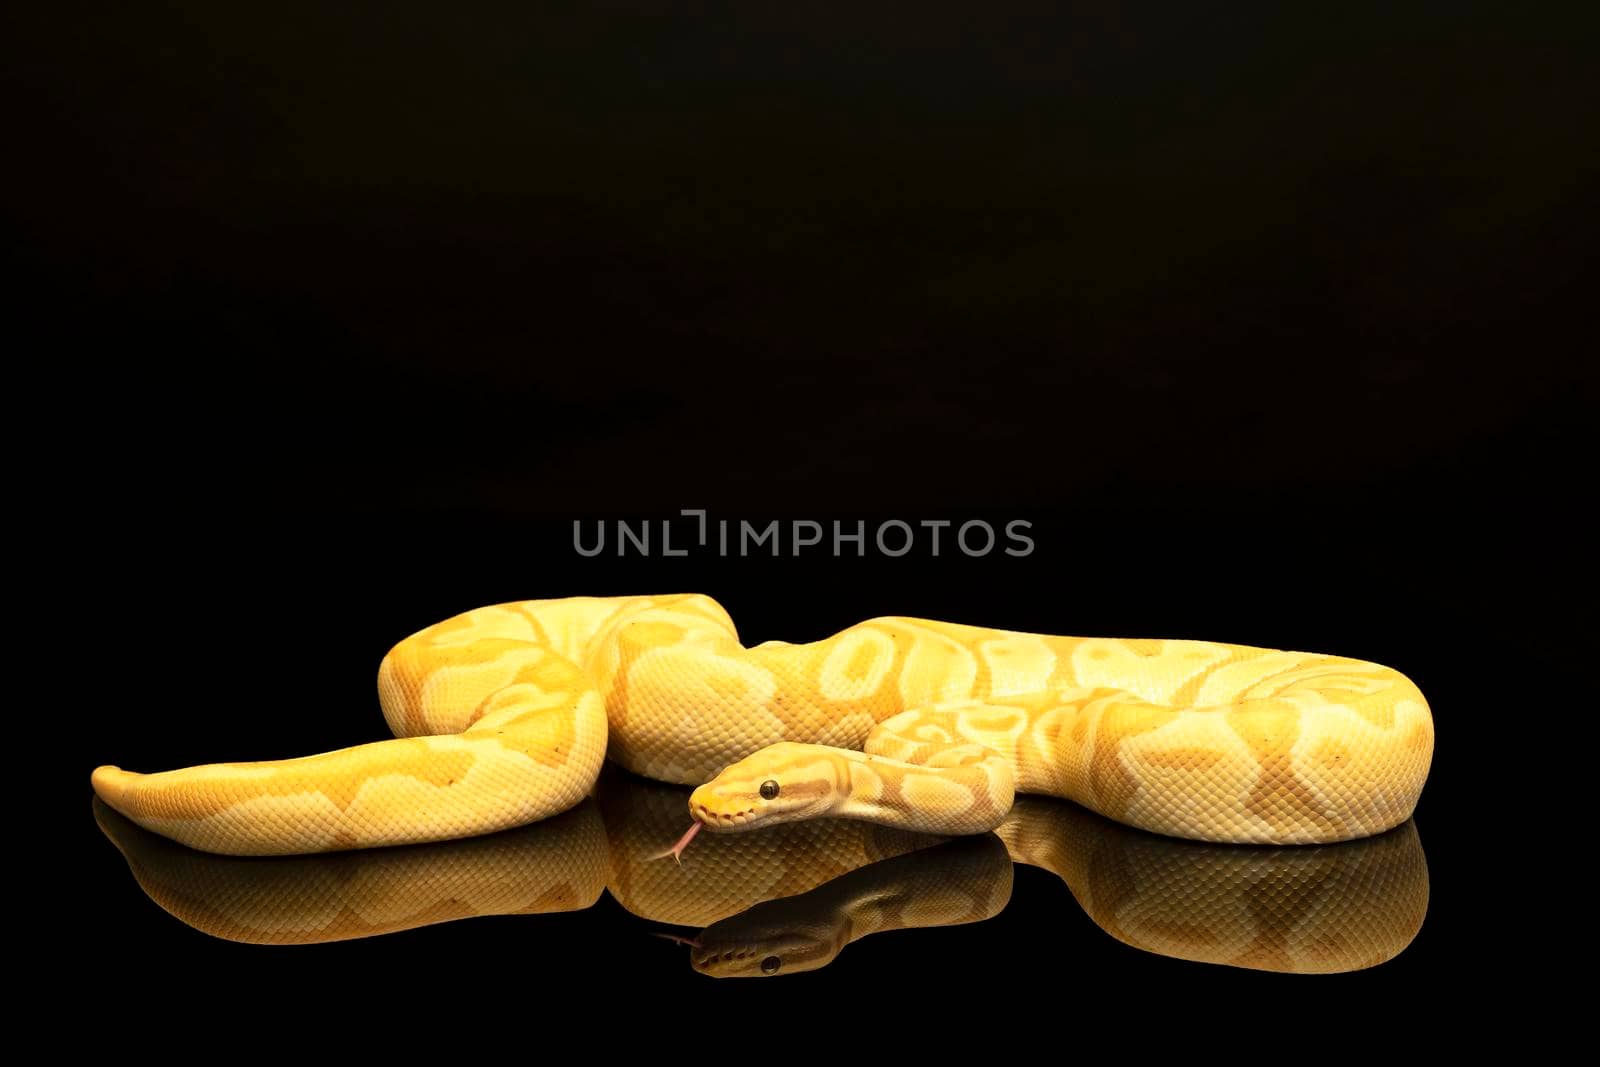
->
xmin=760 ymin=780 xmax=780 ymax=800
xmin=761 ymin=955 xmax=782 ymax=974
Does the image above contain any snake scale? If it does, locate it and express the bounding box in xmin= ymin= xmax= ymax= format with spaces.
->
xmin=90 ymin=594 xmax=1434 ymax=857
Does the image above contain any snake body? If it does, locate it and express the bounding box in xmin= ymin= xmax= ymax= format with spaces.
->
xmin=90 ymin=594 xmax=1433 ymax=856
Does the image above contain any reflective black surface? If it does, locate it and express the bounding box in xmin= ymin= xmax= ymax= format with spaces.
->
xmin=31 ymin=0 xmax=1572 ymax=1038
xmin=93 ymin=768 xmax=1428 ymax=975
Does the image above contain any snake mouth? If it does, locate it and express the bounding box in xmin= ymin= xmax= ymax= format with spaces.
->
xmin=692 ymin=801 xmax=757 ymax=827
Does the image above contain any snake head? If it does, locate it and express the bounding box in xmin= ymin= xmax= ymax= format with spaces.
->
xmin=688 ymin=742 xmax=848 ymax=831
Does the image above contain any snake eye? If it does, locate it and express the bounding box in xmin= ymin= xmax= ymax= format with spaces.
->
xmin=761 ymin=955 xmax=782 ymax=974
xmin=759 ymin=779 xmax=780 ymax=800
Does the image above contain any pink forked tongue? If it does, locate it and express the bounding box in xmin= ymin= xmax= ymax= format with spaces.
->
xmin=651 ymin=821 xmax=703 ymax=864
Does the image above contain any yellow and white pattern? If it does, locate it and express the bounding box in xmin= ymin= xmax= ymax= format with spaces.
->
xmin=91 ymin=594 xmax=1433 ymax=856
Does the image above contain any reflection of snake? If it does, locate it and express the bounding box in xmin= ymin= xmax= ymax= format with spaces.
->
xmin=94 ymin=772 xmax=1429 ymax=974
xmin=996 ymin=798 xmax=1428 ymax=974
xmin=688 ymin=837 xmax=1013 ymax=978
xmin=90 ymin=595 xmax=1433 ymax=855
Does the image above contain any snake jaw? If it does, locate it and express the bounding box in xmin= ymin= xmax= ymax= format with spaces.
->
xmin=689 ymin=797 xmax=760 ymax=828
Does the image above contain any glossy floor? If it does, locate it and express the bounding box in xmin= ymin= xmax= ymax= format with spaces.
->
xmin=93 ymin=766 xmax=1427 ymax=977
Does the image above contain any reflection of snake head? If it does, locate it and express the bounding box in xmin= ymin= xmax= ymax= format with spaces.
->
xmin=685 ymin=834 xmax=1011 ymax=978
xmin=689 ymin=909 xmax=843 ymax=978
xmin=689 ymin=742 xmax=847 ymax=830
xmin=690 ymin=931 xmax=837 ymax=978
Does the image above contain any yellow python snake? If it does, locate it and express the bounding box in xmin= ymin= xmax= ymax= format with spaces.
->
xmin=90 ymin=594 xmax=1433 ymax=857
xmin=93 ymin=771 xmax=1430 ymax=974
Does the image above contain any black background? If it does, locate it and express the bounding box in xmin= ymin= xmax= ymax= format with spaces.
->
xmin=21 ymin=0 xmax=1585 ymax=1035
